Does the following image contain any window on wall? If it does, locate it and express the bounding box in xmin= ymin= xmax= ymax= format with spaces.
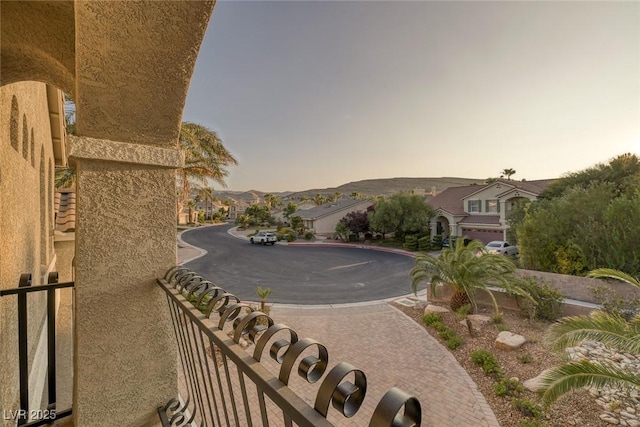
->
xmin=10 ymin=96 xmax=19 ymax=151
xmin=486 ymin=199 xmax=500 ymax=213
xmin=468 ymin=200 xmax=481 ymax=213
xmin=22 ymin=114 xmax=29 ymax=160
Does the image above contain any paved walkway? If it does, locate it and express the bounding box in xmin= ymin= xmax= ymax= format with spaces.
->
xmin=176 ymin=229 xmax=500 ymax=427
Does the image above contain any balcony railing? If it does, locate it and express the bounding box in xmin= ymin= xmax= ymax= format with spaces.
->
xmin=157 ymin=267 xmax=422 ymax=427
xmin=0 ymin=272 xmax=73 ymax=426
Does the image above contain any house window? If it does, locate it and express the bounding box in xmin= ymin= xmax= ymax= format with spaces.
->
xmin=486 ymin=199 xmax=499 ymax=213
xmin=468 ymin=200 xmax=481 ymax=213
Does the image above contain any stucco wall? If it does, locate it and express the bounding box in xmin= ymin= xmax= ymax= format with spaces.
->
xmin=1 ymin=81 xmax=57 ymax=423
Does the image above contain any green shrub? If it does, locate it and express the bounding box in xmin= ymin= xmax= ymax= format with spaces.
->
xmin=494 ymin=378 xmax=523 ymax=397
xmin=445 ymin=336 xmax=464 ymax=349
xmin=518 ymin=421 xmax=547 ymax=427
xmin=470 ymin=349 xmax=503 ymax=378
xmin=285 ymin=233 xmax=296 ymax=242
xmin=403 ymin=235 xmax=418 ymax=251
xmin=433 ymin=322 xmax=448 ymax=333
xmin=455 ymin=304 xmax=472 ymax=319
xmin=513 ymin=278 xmax=563 ymax=321
xmin=591 ymin=286 xmax=640 ymax=321
xmin=422 ymin=312 xmax=442 ymax=326
xmin=417 ymin=236 xmax=431 ymax=251
xmin=304 ymin=232 xmax=314 ymax=240
xmin=513 ymin=399 xmax=543 ymax=419
xmin=438 ymin=327 xmax=455 ymax=341
xmin=519 ymin=353 xmax=533 ymax=364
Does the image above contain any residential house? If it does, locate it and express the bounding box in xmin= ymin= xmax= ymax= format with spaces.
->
xmin=296 ymin=198 xmax=374 ymax=236
xmin=429 ymin=179 xmax=554 ymax=243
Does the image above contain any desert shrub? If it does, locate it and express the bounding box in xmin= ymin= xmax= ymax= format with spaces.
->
xmin=422 ymin=312 xmax=442 ymax=326
xmin=437 ymin=327 xmax=455 ymax=341
xmin=455 ymin=304 xmax=472 ymax=319
xmin=513 ymin=278 xmax=563 ymax=321
xmin=445 ymin=336 xmax=464 ymax=350
xmin=591 ymin=286 xmax=640 ymax=321
xmin=518 ymin=421 xmax=547 ymax=427
xmin=494 ymin=378 xmax=523 ymax=397
xmin=304 ymin=232 xmax=314 ymax=240
xmin=518 ymin=353 xmax=533 ymax=364
xmin=285 ymin=233 xmax=296 ymax=242
xmin=470 ymin=349 xmax=503 ymax=378
xmin=513 ymin=399 xmax=543 ymax=419
xmin=433 ymin=322 xmax=448 ymax=333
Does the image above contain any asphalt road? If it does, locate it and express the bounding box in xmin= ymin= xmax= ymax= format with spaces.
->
xmin=181 ymin=225 xmax=416 ymax=305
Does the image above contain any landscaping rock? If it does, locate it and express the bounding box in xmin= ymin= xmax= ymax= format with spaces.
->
xmin=494 ymin=331 xmax=526 ymax=350
xmin=424 ymin=304 xmax=449 ymax=314
xmin=460 ymin=314 xmax=491 ymax=330
xmin=523 ymin=369 xmax=552 ymax=392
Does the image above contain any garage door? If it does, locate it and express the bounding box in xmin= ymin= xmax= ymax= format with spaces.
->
xmin=460 ymin=228 xmax=503 ymax=244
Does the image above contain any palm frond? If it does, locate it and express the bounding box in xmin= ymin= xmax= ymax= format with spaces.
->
xmin=545 ymin=311 xmax=640 ymax=354
xmin=539 ymin=359 xmax=640 ymax=406
xmin=588 ymin=268 xmax=640 ymax=288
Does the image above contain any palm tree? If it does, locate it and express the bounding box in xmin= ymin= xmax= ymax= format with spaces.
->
xmin=501 ymin=168 xmax=516 ymax=180
xmin=313 ymin=194 xmax=328 ymax=206
xmin=410 ymin=239 xmax=528 ymax=314
xmin=177 ymin=122 xmax=238 ymax=215
xmin=199 ymin=186 xmax=215 ymax=221
xmin=538 ymin=268 xmax=640 ymax=406
xmin=54 ymin=167 xmax=76 ymax=189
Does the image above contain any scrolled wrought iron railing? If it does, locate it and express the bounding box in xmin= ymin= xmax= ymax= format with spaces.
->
xmin=157 ymin=266 xmax=422 ymax=427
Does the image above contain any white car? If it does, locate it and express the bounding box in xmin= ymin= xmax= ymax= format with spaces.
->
xmin=484 ymin=241 xmax=519 ymax=256
xmin=250 ymin=232 xmax=277 ymax=245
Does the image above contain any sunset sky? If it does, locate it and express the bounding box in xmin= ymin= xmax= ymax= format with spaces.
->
xmin=182 ymin=1 xmax=639 ymax=192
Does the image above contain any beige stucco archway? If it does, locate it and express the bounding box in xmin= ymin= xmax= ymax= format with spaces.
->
xmin=1 ymin=2 xmax=215 ymax=426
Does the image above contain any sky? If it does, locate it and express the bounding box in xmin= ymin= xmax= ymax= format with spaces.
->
xmin=182 ymin=1 xmax=640 ymax=192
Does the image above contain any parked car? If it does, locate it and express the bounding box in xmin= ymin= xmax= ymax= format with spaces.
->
xmin=441 ymin=237 xmax=456 ymax=248
xmin=250 ymin=232 xmax=277 ymax=245
xmin=484 ymin=240 xmax=519 ymax=256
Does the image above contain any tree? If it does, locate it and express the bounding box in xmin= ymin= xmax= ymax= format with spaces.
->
xmin=501 ymin=168 xmax=516 ymax=180
xmin=339 ymin=211 xmax=369 ymax=239
xmin=290 ymin=216 xmax=304 ymax=235
xmin=263 ymin=193 xmax=279 ymax=209
xmin=411 ymin=239 xmax=529 ymax=314
xmin=177 ymin=122 xmax=238 ymax=215
xmin=368 ymin=192 xmax=434 ymax=240
xmin=349 ymin=192 xmax=362 ymax=200
xmin=334 ymin=221 xmax=350 ymax=242
xmin=199 ymin=186 xmax=215 ymax=221
xmin=540 ymin=153 xmax=640 ymax=200
xmin=283 ymin=202 xmax=297 ymax=220
xmin=539 ymin=268 xmax=640 ymax=407
xmin=514 ymin=183 xmax=640 ymax=275
xmin=245 ymin=204 xmax=272 ymax=224
xmin=313 ymin=194 xmax=328 ymax=206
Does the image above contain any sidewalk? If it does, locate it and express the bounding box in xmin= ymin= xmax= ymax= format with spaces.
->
xmin=176 ymin=232 xmax=500 ymax=426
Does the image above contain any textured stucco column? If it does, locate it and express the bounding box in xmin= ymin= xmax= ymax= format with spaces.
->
xmin=69 ymin=136 xmax=183 ymax=427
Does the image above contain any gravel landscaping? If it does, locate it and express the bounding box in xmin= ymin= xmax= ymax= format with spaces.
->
xmin=391 ymin=301 xmax=622 ymax=427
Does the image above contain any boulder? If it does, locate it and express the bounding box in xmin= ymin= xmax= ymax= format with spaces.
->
xmin=494 ymin=331 xmax=526 ymax=350
xmin=523 ymin=369 xmax=552 ymax=392
xmin=459 ymin=314 xmax=491 ymax=330
xmin=424 ymin=304 xmax=449 ymax=315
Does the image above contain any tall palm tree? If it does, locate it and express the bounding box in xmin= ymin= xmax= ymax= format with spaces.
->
xmin=177 ymin=122 xmax=238 ymax=214
xmin=199 ymin=186 xmax=215 ymax=221
xmin=410 ymin=239 xmax=529 ymax=314
xmin=501 ymin=168 xmax=516 ymax=180
xmin=539 ymin=268 xmax=640 ymax=406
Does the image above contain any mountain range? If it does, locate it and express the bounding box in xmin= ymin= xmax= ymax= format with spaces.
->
xmin=213 ymin=177 xmax=486 ymax=203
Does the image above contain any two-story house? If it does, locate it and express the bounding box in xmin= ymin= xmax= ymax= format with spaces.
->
xmin=429 ymin=179 xmax=554 ymax=243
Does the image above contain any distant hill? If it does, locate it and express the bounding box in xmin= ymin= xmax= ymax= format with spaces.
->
xmin=213 ymin=177 xmax=485 ymax=202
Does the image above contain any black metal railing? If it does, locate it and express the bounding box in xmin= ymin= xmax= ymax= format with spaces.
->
xmin=0 ymin=272 xmax=73 ymax=426
xmin=157 ymin=267 xmax=422 ymax=427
